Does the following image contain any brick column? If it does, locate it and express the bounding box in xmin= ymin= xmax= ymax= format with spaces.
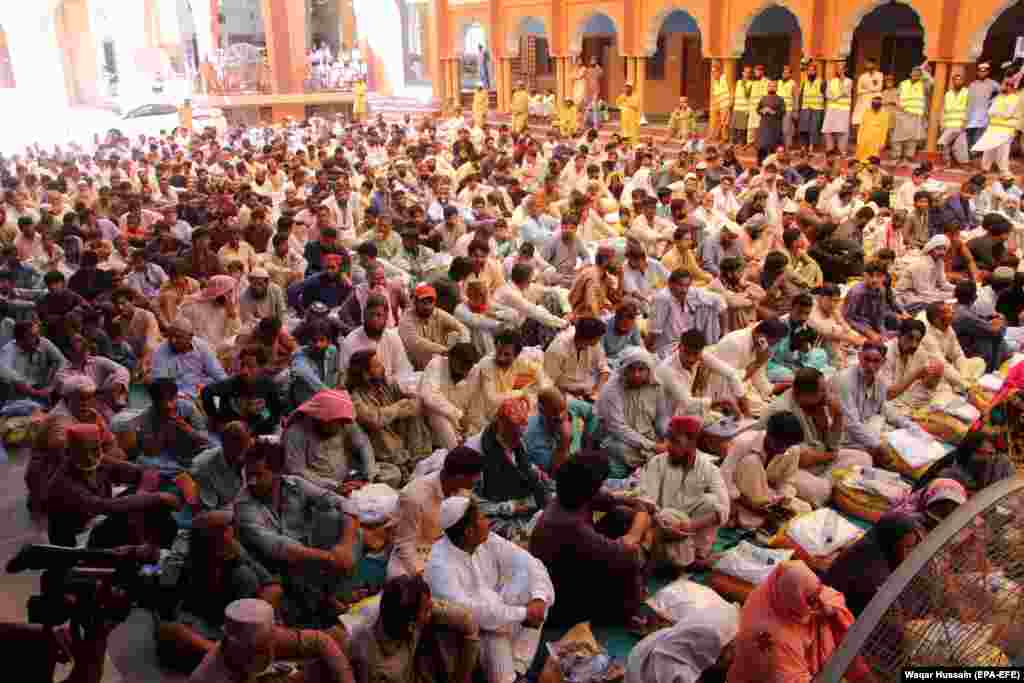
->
xmin=635 ymin=56 xmax=647 ymax=122
xmin=926 ymin=61 xmax=951 ymax=155
xmin=261 ymin=0 xmax=307 ymax=120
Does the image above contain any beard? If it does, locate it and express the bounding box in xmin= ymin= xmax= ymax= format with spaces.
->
xmin=364 ymin=324 xmax=384 ymax=340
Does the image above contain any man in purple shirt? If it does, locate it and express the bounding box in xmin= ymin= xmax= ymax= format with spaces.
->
xmin=842 ymin=260 xmax=904 ymax=342
xmin=529 ymin=451 xmax=652 ymax=628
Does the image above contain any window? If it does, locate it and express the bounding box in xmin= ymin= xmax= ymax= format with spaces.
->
xmin=647 ymin=34 xmax=666 ymax=80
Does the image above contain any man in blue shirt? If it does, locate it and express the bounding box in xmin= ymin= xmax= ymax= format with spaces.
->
xmin=523 ymin=387 xmax=599 ymax=474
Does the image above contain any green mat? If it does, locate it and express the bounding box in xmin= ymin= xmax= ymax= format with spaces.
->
xmin=531 ymin=511 xmax=875 ymax=669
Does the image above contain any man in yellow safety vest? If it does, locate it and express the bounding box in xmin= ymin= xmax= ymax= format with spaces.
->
xmin=937 ymin=71 xmax=970 ymax=167
xmin=798 ymin=61 xmax=825 ymax=152
xmin=777 ymin=65 xmax=798 ymax=148
xmin=747 ymin=64 xmax=769 ymax=146
xmin=709 ymin=62 xmax=731 ymax=144
xmin=891 ymin=63 xmax=932 ymax=163
xmin=975 ymin=77 xmax=1020 ymax=175
xmin=822 ymin=62 xmax=853 ymax=156
xmin=732 ymin=65 xmax=753 ymax=146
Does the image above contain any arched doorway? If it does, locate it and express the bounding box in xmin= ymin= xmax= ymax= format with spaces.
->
xmin=509 ymin=17 xmax=551 ymax=93
xmin=460 ymin=22 xmax=487 ymax=90
xmin=647 ymin=10 xmax=705 ymax=115
xmin=977 ymin=1 xmax=1024 ymax=81
xmin=848 ymin=2 xmax=924 ymax=82
xmin=574 ymin=13 xmax=619 ymax=102
xmin=739 ymin=5 xmax=802 ymax=79
xmin=0 ymin=25 xmax=14 ymax=89
xmin=398 ymin=0 xmax=428 ymax=87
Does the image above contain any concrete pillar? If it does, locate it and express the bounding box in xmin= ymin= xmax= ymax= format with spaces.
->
xmin=261 ymin=0 xmax=307 ymax=120
xmin=635 ymin=56 xmax=647 ymax=120
xmin=2 ymin=9 xmax=71 ymax=110
xmin=723 ymin=56 xmax=737 ymax=93
xmin=503 ymin=58 xmax=512 ymax=112
xmin=55 ymin=0 xmax=100 ymax=106
xmin=554 ymin=56 xmax=564 ymax=104
xmin=926 ymin=61 xmax=950 ymax=155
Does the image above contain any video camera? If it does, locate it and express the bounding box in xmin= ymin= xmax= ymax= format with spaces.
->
xmin=6 ymin=544 xmax=159 ymax=631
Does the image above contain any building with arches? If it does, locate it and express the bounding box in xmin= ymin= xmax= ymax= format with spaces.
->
xmin=6 ymin=0 xmax=1024 ymax=151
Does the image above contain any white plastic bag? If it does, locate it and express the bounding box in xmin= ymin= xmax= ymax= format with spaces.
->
xmin=646 ymin=577 xmax=740 ymax=625
xmin=712 ymin=541 xmax=794 ymax=585
xmin=843 ymin=466 xmax=912 ymax=502
xmin=939 ymin=397 xmax=981 ymax=424
xmin=786 ymin=508 xmax=863 ymax=558
xmin=887 ymin=428 xmax=953 ymax=469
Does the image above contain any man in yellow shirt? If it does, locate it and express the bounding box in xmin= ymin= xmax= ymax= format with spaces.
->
xmin=665 ymin=96 xmax=693 ymax=142
xmin=353 ymin=77 xmax=368 ymax=122
xmin=616 ymin=82 xmax=641 ymax=145
xmin=559 ymin=97 xmax=579 ymax=138
xmin=472 ymin=85 xmax=489 ymax=129
xmin=510 ymin=81 xmax=530 ymax=134
xmin=855 ymin=95 xmax=890 ymax=162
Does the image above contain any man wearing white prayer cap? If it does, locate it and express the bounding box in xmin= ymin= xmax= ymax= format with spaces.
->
xmin=189 ymin=598 xmax=353 ymax=682
xmin=894 ymin=233 xmax=956 ymax=314
xmin=424 ymin=497 xmax=555 ymax=683
xmin=239 ymin=266 xmax=287 ymax=329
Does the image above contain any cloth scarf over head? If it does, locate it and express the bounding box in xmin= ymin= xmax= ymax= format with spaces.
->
xmin=892 ymin=477 xmax=968 ymax=516
xmin=822 ymin=512 xmax=923 ymax=616
xmin=729 ymin=560 xmax=871 ymax=682
xmin=286 ymin=389 xmax=355 ymax=428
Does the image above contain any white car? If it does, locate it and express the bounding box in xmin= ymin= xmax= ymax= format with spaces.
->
xmin=105 ymin=102 xmax=229 ymax=140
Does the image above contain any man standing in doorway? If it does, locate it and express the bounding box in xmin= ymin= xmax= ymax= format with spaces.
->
xmin=799 ymin=60 xmax=826 ymax=153
xmin=892 ymin=62 xmax=933 ymax=165
xmin=852 ymin=58 xmax=884 ymax=141
xmin=778 ymin=64 xmax=798 ymax=148
xmin=478 ymin=44 xmax=492 ymax=90
xmin=747 ymin=64 xmax=769 ymax=146
xmin=733 ymin=65 xmax=754 ymax=146
xmin=823 ymin=61 xmax=853 ymax=157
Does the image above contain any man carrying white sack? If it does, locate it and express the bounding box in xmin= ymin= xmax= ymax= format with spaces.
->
xmin=636 ymin=415 xmax=730 ymax=571
xmin=425 ymin=496 xmax=555 ymax=683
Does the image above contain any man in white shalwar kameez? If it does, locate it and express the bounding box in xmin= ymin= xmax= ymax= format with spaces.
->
xmin=701 ymin=318 xmax=789 ymax=417
xmin=425 ymin=497 xmax=555 ymax=683
xmin=625 ymin=592 xmax=739 ymax=683
xmin=636 ymin=415 xmax=730 ymax=570
xmin=974 ymin=78 xmax=1020 ymax=175
xmin=894 ymin=235 xmax=956 ymax=314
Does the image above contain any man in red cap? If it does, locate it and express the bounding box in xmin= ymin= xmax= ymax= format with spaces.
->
xmin=294 ymin=249 xmax=353 ymax=311
xmin=635 ymin=414 xmax=730 ymax=571
xmin=397 ymin=281 xmax=469 ymax=371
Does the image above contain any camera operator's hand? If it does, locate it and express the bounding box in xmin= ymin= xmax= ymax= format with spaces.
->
xmin=48 ymin=624 xmax=74 ymax=664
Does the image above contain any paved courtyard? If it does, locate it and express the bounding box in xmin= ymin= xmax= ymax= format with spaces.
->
xmin=0 ymin=452 xmax=184 ymax=683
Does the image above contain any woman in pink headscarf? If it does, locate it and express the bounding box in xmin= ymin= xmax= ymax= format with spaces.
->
xmin=971 ymin=361 xmax=1024 ymax=470
xmin=177 ymin=274 xmax=242 ymax=352
xmin=728 ymin=560 xmax=875 ymax=683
